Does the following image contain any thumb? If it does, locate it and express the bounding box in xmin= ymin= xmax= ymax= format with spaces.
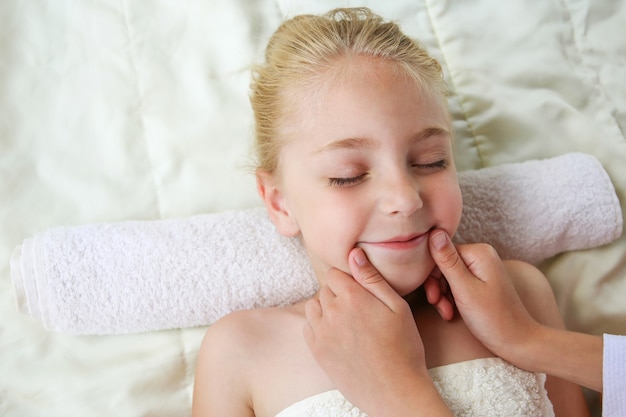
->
xmin=428 ymin=229 xmax=475 ymax=289
xmin=348 ymin=247 xmax=405 ymax=312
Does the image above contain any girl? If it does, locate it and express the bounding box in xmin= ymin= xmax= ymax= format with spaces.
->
xmin=192 ymin=8 xmax=590 ymax=417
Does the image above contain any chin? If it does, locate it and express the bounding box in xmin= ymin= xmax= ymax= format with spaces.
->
xmin=370 ymin=260 xmax=434 ymax=297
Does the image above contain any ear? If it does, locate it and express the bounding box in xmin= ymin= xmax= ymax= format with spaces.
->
xmin=256 ymin=169 xmax=300 ymax=237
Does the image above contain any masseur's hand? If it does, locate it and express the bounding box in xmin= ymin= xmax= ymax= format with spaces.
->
xmin=304 ymin=248 xmax=453 ymax=417
xmin=427 ymin=229 xmax=604 ymax=394
xmin=425 ymin=229 xmax=538 ymax=357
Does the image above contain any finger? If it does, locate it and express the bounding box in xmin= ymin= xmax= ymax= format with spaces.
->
xmin=317 ymin=282 xmax=337 ymax=306
xmin=348 ymin=247 xmax=405 ymax=312
xmin=304 ymin=297 xmax=322 ymax=322
xmin=303 ymin=298 xmax=321 ymax=348
xmin=322 ymin=268 xmax=366 ymax=314
xmin=423 ymin=274 xmax=442 ymax=304
xmin=424 ymin=275 xmax=455 ymax=321
xmin=428 ymin=229 xmax=477 ymax=291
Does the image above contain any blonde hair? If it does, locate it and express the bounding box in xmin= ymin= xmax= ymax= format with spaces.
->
xmin=250 ymin=7 xmax=447 ymax=173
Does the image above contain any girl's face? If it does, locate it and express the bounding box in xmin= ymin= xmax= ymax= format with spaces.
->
xmin=259 ymin=59 xmax=462 ymax=296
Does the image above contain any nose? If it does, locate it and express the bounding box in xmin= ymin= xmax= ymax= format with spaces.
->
xmin=378 ymin=171 xmax=423 ymax=216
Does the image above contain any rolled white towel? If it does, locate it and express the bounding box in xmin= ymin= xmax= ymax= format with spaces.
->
xmin=10 ymin=153 xmax=623 ymax=334
xmin=455 ymin=152 xmax=623 ymax=262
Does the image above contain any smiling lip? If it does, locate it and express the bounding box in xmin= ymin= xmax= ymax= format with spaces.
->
xmin=361 ymin=232 xmax=428 ymax=250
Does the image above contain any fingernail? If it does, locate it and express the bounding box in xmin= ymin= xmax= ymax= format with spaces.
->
xmin=431 ymin=231 xmax=447 ymax=249
xmin=353 ymin=248 xmax=366 ymax=266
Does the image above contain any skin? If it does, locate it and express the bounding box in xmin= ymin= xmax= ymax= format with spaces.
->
xmin=259 ymin=57 xmax=462 ymax=297
xmin=194 ymin=57 xmax=464 ymax=416
xmin=304 ymin=230 xmax=594 ymax=416
xmin=192 ymin=57 xmax=590 ymax=416
xmin=426 ymin=229 xmax=603 ymax=392
xmin=304 ymin=247 xmax=453 ymax=417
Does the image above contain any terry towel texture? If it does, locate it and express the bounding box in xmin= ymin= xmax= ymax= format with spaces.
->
xmin=10 ymin=153 xmax=623 ymax=334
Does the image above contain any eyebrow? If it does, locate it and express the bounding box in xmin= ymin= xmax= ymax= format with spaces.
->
xmin=315 ymin=127 xmax=450 ymax=154
xmin=315 ymin=137 xmax=377 ymax=154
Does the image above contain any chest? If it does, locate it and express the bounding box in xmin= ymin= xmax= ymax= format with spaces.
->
xmin=250 ymin=305 xmax=492 ymax=417
xmin=414 ymin=304 xmax=494 ymax=368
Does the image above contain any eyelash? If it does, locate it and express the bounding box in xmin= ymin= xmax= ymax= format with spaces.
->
xmin=414 ymin=159 xmax=448 ymax=170
xmin=328 ymin=160 xmax=448 ymax=188
xmin=328 ymin=174 xmax=367 ymax=187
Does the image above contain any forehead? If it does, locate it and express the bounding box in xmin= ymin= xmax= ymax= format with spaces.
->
xmin=289 ymin=56 xmax=421 ymax=109
xmin=280 ymin=57 xmax=450 ymax=141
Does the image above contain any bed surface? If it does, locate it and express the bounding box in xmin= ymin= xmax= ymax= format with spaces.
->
xmin=1 ymin=0 xmax=625 ymax=415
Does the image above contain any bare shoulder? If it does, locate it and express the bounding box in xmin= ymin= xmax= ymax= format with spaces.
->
xmin=196 ymin=307 xmax=302 ymax=372
xmin=196 ymin=310 xmax=261 ymax=365
xmin=502 ymin=260 xmax=564 ymax=328
xmin=503 ymin=260 xmax=552 ymax=301
xmin=192 ymin=307 xmax=304 ymax=417
xmin=192 ymin=310 xmax=265 ymax=416
xmin=205 ymin=307 xmax=289 ymax=348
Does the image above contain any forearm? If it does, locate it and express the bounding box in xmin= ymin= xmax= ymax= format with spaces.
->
xmin=509 ymin=325 xmax=603 ymax=392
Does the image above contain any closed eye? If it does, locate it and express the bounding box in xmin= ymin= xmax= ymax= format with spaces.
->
xmin=414 ymin=159 xmax=447 ymax=170
xmin=328 ymin=173 xmax=367 ymax=187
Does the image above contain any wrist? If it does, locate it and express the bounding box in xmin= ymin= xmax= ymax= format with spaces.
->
xmin=498 ymin=324 xmax=603 ymax=391
xmin=504 ymin=321 xmax=550 ymax=372
xmin=484 ymin=314 xmax=545 ymax=371
xmin=366 ymin=368 xmax=453 ymax=417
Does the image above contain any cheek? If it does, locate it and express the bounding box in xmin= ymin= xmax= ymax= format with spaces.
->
xmin=427 ymin=177 xmax=463 ymax=232
xmin=445 ymin=185 xmax=463 ymax=234
xmin=293 ymin=195 xmax=362 ymax=270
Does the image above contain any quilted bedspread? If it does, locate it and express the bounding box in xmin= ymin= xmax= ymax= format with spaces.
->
xmin=1 ymin=0 xmax=625 ymax=415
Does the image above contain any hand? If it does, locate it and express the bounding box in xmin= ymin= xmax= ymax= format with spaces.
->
xmin=423 ymin=267 xmax=455 ymax=321
xmin=426 ymin=229 xmax=538 ymax=357
xmin=303 ymin=247 xmax=438 ymax=416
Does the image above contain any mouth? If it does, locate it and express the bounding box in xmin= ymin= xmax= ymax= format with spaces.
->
xmin=360 ymin=230 xmax=430 ymax=251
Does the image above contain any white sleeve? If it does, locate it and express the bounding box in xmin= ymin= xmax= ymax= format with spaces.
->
xmin=603 ymin=334 xmax=626 ymax=417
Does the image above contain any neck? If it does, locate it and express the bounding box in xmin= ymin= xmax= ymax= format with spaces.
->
xmin=403 ymin=286 xmax=428 ymax=309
